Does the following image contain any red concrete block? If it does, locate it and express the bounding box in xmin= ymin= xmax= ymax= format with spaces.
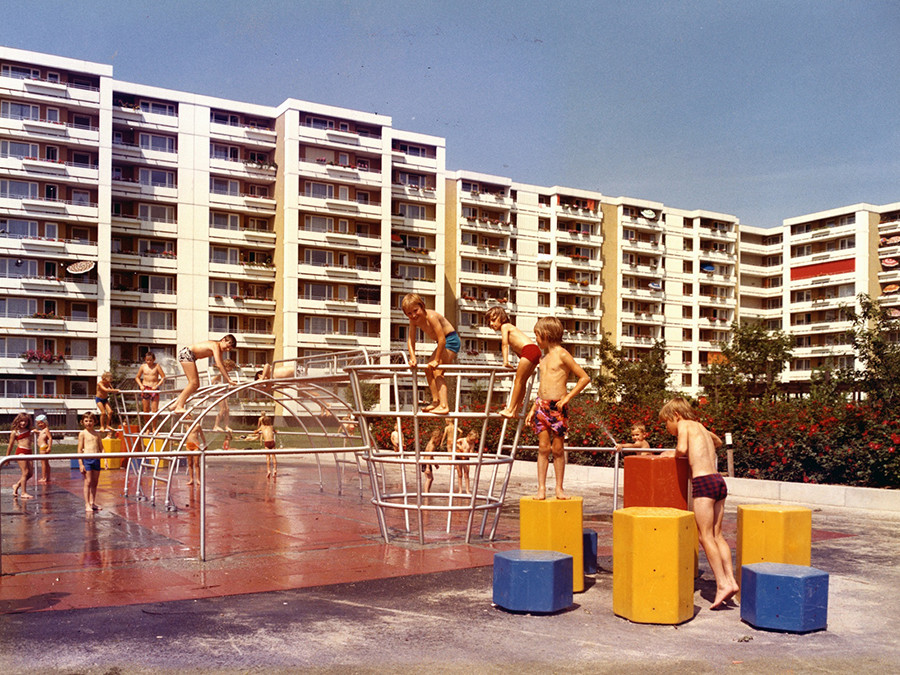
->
xmin=623 ymin=455 xmax=690 ymax=509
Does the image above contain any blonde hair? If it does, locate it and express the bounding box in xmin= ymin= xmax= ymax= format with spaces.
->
xmin=534 ymin=316 xmax=563 ymax=344
xmin=485 ymin=306 xmax=509 ymax=324
xmin=101 ymin=372 xmax=112 ymax=381
xmin=631 ymin=423 xmax=647 ymax=435
xmin=401 ymin=293 xmax=426 ymax=314
xmin=659 ymin=398 xmax=697 ymax=422
xmin=223 ymin=359 xmax=236 ymax=371
xmin=260 ymin=414 xmax=273 ymax=426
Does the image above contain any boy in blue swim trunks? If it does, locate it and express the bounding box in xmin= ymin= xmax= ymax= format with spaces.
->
xmin=524 ymin=316 xmax=590 ymax=500
xmin=659 ymin=397 xmax=738 ymax=609
xmin=78 ymin=411 xmax=103 ymax=512
xmin=401 ymin=293 xmax=459 ymax=415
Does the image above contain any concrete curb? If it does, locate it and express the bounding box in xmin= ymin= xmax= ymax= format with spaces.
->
xmin=509 ymin=459 xmax=900 ymax=512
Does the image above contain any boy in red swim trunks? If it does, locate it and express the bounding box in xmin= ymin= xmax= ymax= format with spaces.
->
xmin=524 ymin=317 xmax=590 ymax=500
xmin=486 ymin=306 xmax=542 ymax=419
xmin=659 ymin=397 xmax=738 ymax=609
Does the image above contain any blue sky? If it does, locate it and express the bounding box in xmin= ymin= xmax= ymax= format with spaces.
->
xmin=3 ymin=0 xmax=899 ymax=226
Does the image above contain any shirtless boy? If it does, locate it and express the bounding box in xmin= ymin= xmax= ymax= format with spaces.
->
xmin=486 ymin=306 xmax=541 ymax=418
xmin=36 ymin=414 xmax=53 ymax=483
xmin=173 ymin=335 xmax=237 ymax=412
xmin=616 ymin=423 xmax=651 ymax=456
xmin=659 ymin=397 xmax=739 ymax=609
xmin=95 ymin=372 xmax=119 ymax=431
xmin=524 ymin=316 xmax=590 ymax=500
xmin=248 ymin=414 xmax=277 ymax=478
xmin=134 ymin=352 xmax=166 ymax=420
xmin=401 ymin=293 xmax=459 ymax=415
xmin=183 ymin=414 xmax=206 ymax=486
xmin=78 ymin=411 xmax=103 ymax=512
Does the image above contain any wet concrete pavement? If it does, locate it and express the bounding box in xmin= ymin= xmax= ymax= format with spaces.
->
xmin=1 ymin=456 xmax=898 ymax=673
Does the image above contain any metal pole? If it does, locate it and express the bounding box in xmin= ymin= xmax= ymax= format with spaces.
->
xmin=199 ymin=448 xmax=206 ymax=562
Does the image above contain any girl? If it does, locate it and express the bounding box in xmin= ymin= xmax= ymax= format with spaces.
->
xmin=6 ymin=413 xmax=34 ymax=499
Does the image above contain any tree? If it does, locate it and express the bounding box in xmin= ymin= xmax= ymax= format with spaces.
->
xmin=595 ymin=335 xmax=671 ymax=407
xmin=843 ymin=294 xmax=900 ymax=406
xmin=707 ymin=321 xmax=793 ymax=403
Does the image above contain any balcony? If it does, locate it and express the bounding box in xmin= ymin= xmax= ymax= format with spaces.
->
xmin=296 ymin=295 xmax=380 ymax=316
xmin=208 ymin=261 xmax=276 ymax=280
xmin=1 ymin=274 xmax=97 ymax=298
xmin=298 ymin=124 xmax=382 ymax=153
xmin=459 ymin=190 xmax=514 ymax=211
xmin=211 ymin=188 xmax=277 ymax=214
xmin=391 ymin=214 xmax=438 ymax=234
xmin=0 ymin=73 xmax=101 ymax=106
xmin=209 ymin=156 xmax=277 ymax=181
xmin=112 ymin=103 xmax=178 ymax=130
xmin=300 ymin=158 xmax=383 ymax=189
xmin=209 ymin=121 xmax=277 ymax=147
xmin=621 ymin=237 xmax=660 ymax=253
xmin=460 ymin=216 xmax=515 ymax=233
xmin=0 ymin=154 xmax=99 ymax=184
xmin=1 ymin=234 xmax=97 ymax=258
xmin=112 ymin=177 xmax=177 ymax=201
xmin=0 ymin=114 xmax=100 ymax=145
xmin=111 ymin=250 xmax=177 ymax=272
xmin=111 ymin=214 xmax=178 ymax=236
xmin=297 ymin=262 xmax=381 ymax=284
xmin=110 ymin=323 xmax=176 ymax=341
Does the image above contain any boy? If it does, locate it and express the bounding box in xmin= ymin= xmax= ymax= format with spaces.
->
xmin=454 ymin=430 xmax=478 ymax=494
xmin=524 ymin=316 xmax=590 ymax=500
xmin=659 ymin=397 xmax=738 ymax=609
xmin=134 ymin=352 xmax=166 ymax=420
xmin=78 ymin=411 xmax=103 ymax=512
xmin=95 ymin=372 xmax=119 ymax=431
xmin=616 ymin=423 xmax=651 ymax=456
xmin=183 ymin=414 xmax=206 ymax=486
xmin=248 ymin=414 xmax=277 ymax=478
xmin=173 ymin=335 xmax=237 ymax=412
xmin=401 ymin=293 xmax=459 ymax=415
xmin=36 ymin=414 xmax=53 ymax=483
xmin=212 ymin=358 xmax=237 ymax=432
xmin=486 ymin=306 xmax=541 ymax=418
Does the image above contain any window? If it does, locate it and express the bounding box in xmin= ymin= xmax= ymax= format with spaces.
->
xmin=138 ymin=310 xmax=174 ymax=330
xmin=247 ymin=184 xmax=268 ymax=197
xmin=211 ymin=143 xmax=239 ymax=160
xmin=139 ymin=203 xmax=174 ymax=222
xmin=71 ymin=190 xmax=90 ymax=205
xmin=2 ymin=64 xmax=40 ymax=79
xmin=304 ymin=283 xmax=331 ymax=300
xmin=305 ymin=182 xmax=333 ymax=199
xmin=682 ymin=305 xmax=693 ymax=319
xmin=396 ymin=142 xmax=426 ymax=157
xmin=138 ymin=275 xmax=174 ymax=294
xmin=140 ymin=133 xmax=176 ymax=153
xmin=211 ymin=111 xmax=240 ymax=126
xmin=1 ymin=101 xmax=40 ymax=120
xmin=139 ymin=169 xmax=175 ymax=187
xmin=138 ymin=239 xmax=173 ymax=255
xmin=306 ymin=116 xmax=334 ymax=130
xmin=1 ymin=140 xmax=39 ymax=159
xmin=398 ymin=264 xmax=425 ymax=280
xmin=70 ymin=303 xmax=89 ymax=320
xmin=248 ymin=150 xmax=268 ymax=163
xmin=71 ymin=114 xmax=91 ymax=129
xmin=0 ymin=336 xmax=36 ymax=357
xmin=405 ymin=235 xmax=425 ymax=248
xmin=210 ymin=280 xmax=239 ymax=297
xmin=0 ymin=218 xmax=38 ymax=238
xmin=338 ymin=185 xmax=349 ymax=201
xmin=398 ymin=203 xmax=425 ymax=219
xmin=210 ymin=177 xmax=238 ymax=195
xmin=304 ymin=215 xmax=330 ymax=233
xmin=139 ymin=100 xmax=176 ymax=116
xmin=72 ymin=151 xmax=91 ymax=166
xmin=304 ymin=316 xmax=332 ymax=334
xmin=0 ymin=379 xmax=36 ymax=397
xmin=248 ymin=218 xmax=270 ymax=231
xmin=0 ymin=257 xmax=37 ymax=277
xmin=210 ymin=212 xmax=240 ymax=230
xmin=398 ymin=172 xmax=426 ymax=187
xmin=356 ymin=191 xmax=370 ymax=204
xmin=71 ymin=380 xmax=90 ymax=397
xmin=304 ymin=249 xmax=333 ymax=266
xmin=210 ymin=247 xmax=239 ymax=264
xmin=247 ymin=317 xmax=270 ymax=333
xmin=0 ymin=180 xmax=38 ymax=199
xmin=209 ymin=315 xmax=238 ymax=334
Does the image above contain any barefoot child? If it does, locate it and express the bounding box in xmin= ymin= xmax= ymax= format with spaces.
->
xmin=422 ymin=427 xmax=442 ymax=492
xmin=6 ymin=413 xmax=34 ymax=499
xmin=134 ymin=352 xmax=166 ymax=421
xmin=36 ymin=414 xmax=53 ymax=483
xmin=659 ymin=397 xmax=738 ymax=609
xmin=486 ymin=306 xmax=541 ymax=418
xmin=212 ymin=359 xmax=236 ymax=432
xmin=616 ymin=423 xmax=651 ymax=456
xmin=248 ymin=414 xmax=277 ymax=478
xmin=454 ymin=430 xmax=478 ymax=494
xmin=524 ymin=316 xmax=590 ymax=500
xmin=183 ymin=415 xmax=206 ymax=486
xmin=173 ymin=335 xmax=237 ymax=412
xmin=401 ymin=293 xmax=459 ymax=415
xmin=77 ymin=412 xmax=103 ymax=512
xmin=95 ymin=372 xmax=119 ymax=431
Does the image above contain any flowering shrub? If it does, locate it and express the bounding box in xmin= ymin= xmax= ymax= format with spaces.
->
xmin=365 ymin=398 xmax=899 ymax=488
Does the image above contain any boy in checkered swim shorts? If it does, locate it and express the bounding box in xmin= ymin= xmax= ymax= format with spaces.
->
xmin=659 ymin=398 xmax=739 ymax=609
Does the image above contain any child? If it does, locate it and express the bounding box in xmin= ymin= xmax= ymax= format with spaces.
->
xmin=422 ymin=427 xmax=442 ymax=493
xmin=36 ymin=414 xmax=53 ymax=483
xmin=486 ymin=306 xmax=541 ymax=418
xmin=173 ymin=335 xmax=237 ymax=412
xmin=249 ymin=414 xmax=277 ymax=478
xmin=401 ymin=293 xmax=459 ymax=415
xmin=95 ymin=372 xmax=119 ymax=431
xmin=183 ymin=414 xmax=206 ymax=486
xmin=659 ymin=397 xmax=738 ymax=609
xmin=616 ymin=423 xmax=651 ymax=456
xmin=134 ymin=352 xmax=166 ymax=419
xmin=454 ymin=430 xmax=478 ymax=494
xmin=77 ymin=411 xmax=103 ymax=512
xmin=524 ymin=316 xmax=590 ymax=500
xmin=212 ymin=359 xmax=236 ymax=432
xmin=6 ymin=413 xmax=34 ymax=499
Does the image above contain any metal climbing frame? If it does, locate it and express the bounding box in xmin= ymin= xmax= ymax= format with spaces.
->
xmin=116 ymin=349 xmax=392 ymax=510
xmin=345 ymin=362 xmax=531 ymax=545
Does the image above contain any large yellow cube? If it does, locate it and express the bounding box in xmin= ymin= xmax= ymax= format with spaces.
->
xmin=737 ymin=504 xmax=811 ymax=578
xmin=613 ymin=507 xmax=695 ymax=624
xmin=101 ymin=437 xmax=122 ymax=470
xmin=519 ymin=496 xmax=584 ymax=592
xmin=142 ymin=438 xmax=168 ymax=468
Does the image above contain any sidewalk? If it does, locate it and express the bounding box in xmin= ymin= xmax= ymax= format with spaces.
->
xmin=1 ymin=456 xmax=898 ymax=673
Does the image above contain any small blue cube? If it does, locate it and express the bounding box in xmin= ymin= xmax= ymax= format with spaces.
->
xmin=583 ymin=528 xmax=598 ymax=574
xmin=741 ymin=562 xmax=829 ymax=633
xmin=493 ymin=550 xmax=573 ymax=613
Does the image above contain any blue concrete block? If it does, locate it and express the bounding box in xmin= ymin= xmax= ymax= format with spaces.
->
xmin=583 ymin=528 xmax=598 ymax=574
xmin=741 ymin=563 xmax=829 ymax=632
xmin=493 ymin=550 xmax=574 ymax=613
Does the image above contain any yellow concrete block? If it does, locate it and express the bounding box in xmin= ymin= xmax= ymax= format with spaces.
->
xmin=142 ymin=438 xmax=168 ymax=467
xmin=613 ymin=507 xmax=695 ymax=624
xmin=101 ymin=437 xmax=122 ymax=470
xmin=737 ymin=504 xmax=811 ymax=578
xmin=520 ymin=496 xmax=584 ymax=592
